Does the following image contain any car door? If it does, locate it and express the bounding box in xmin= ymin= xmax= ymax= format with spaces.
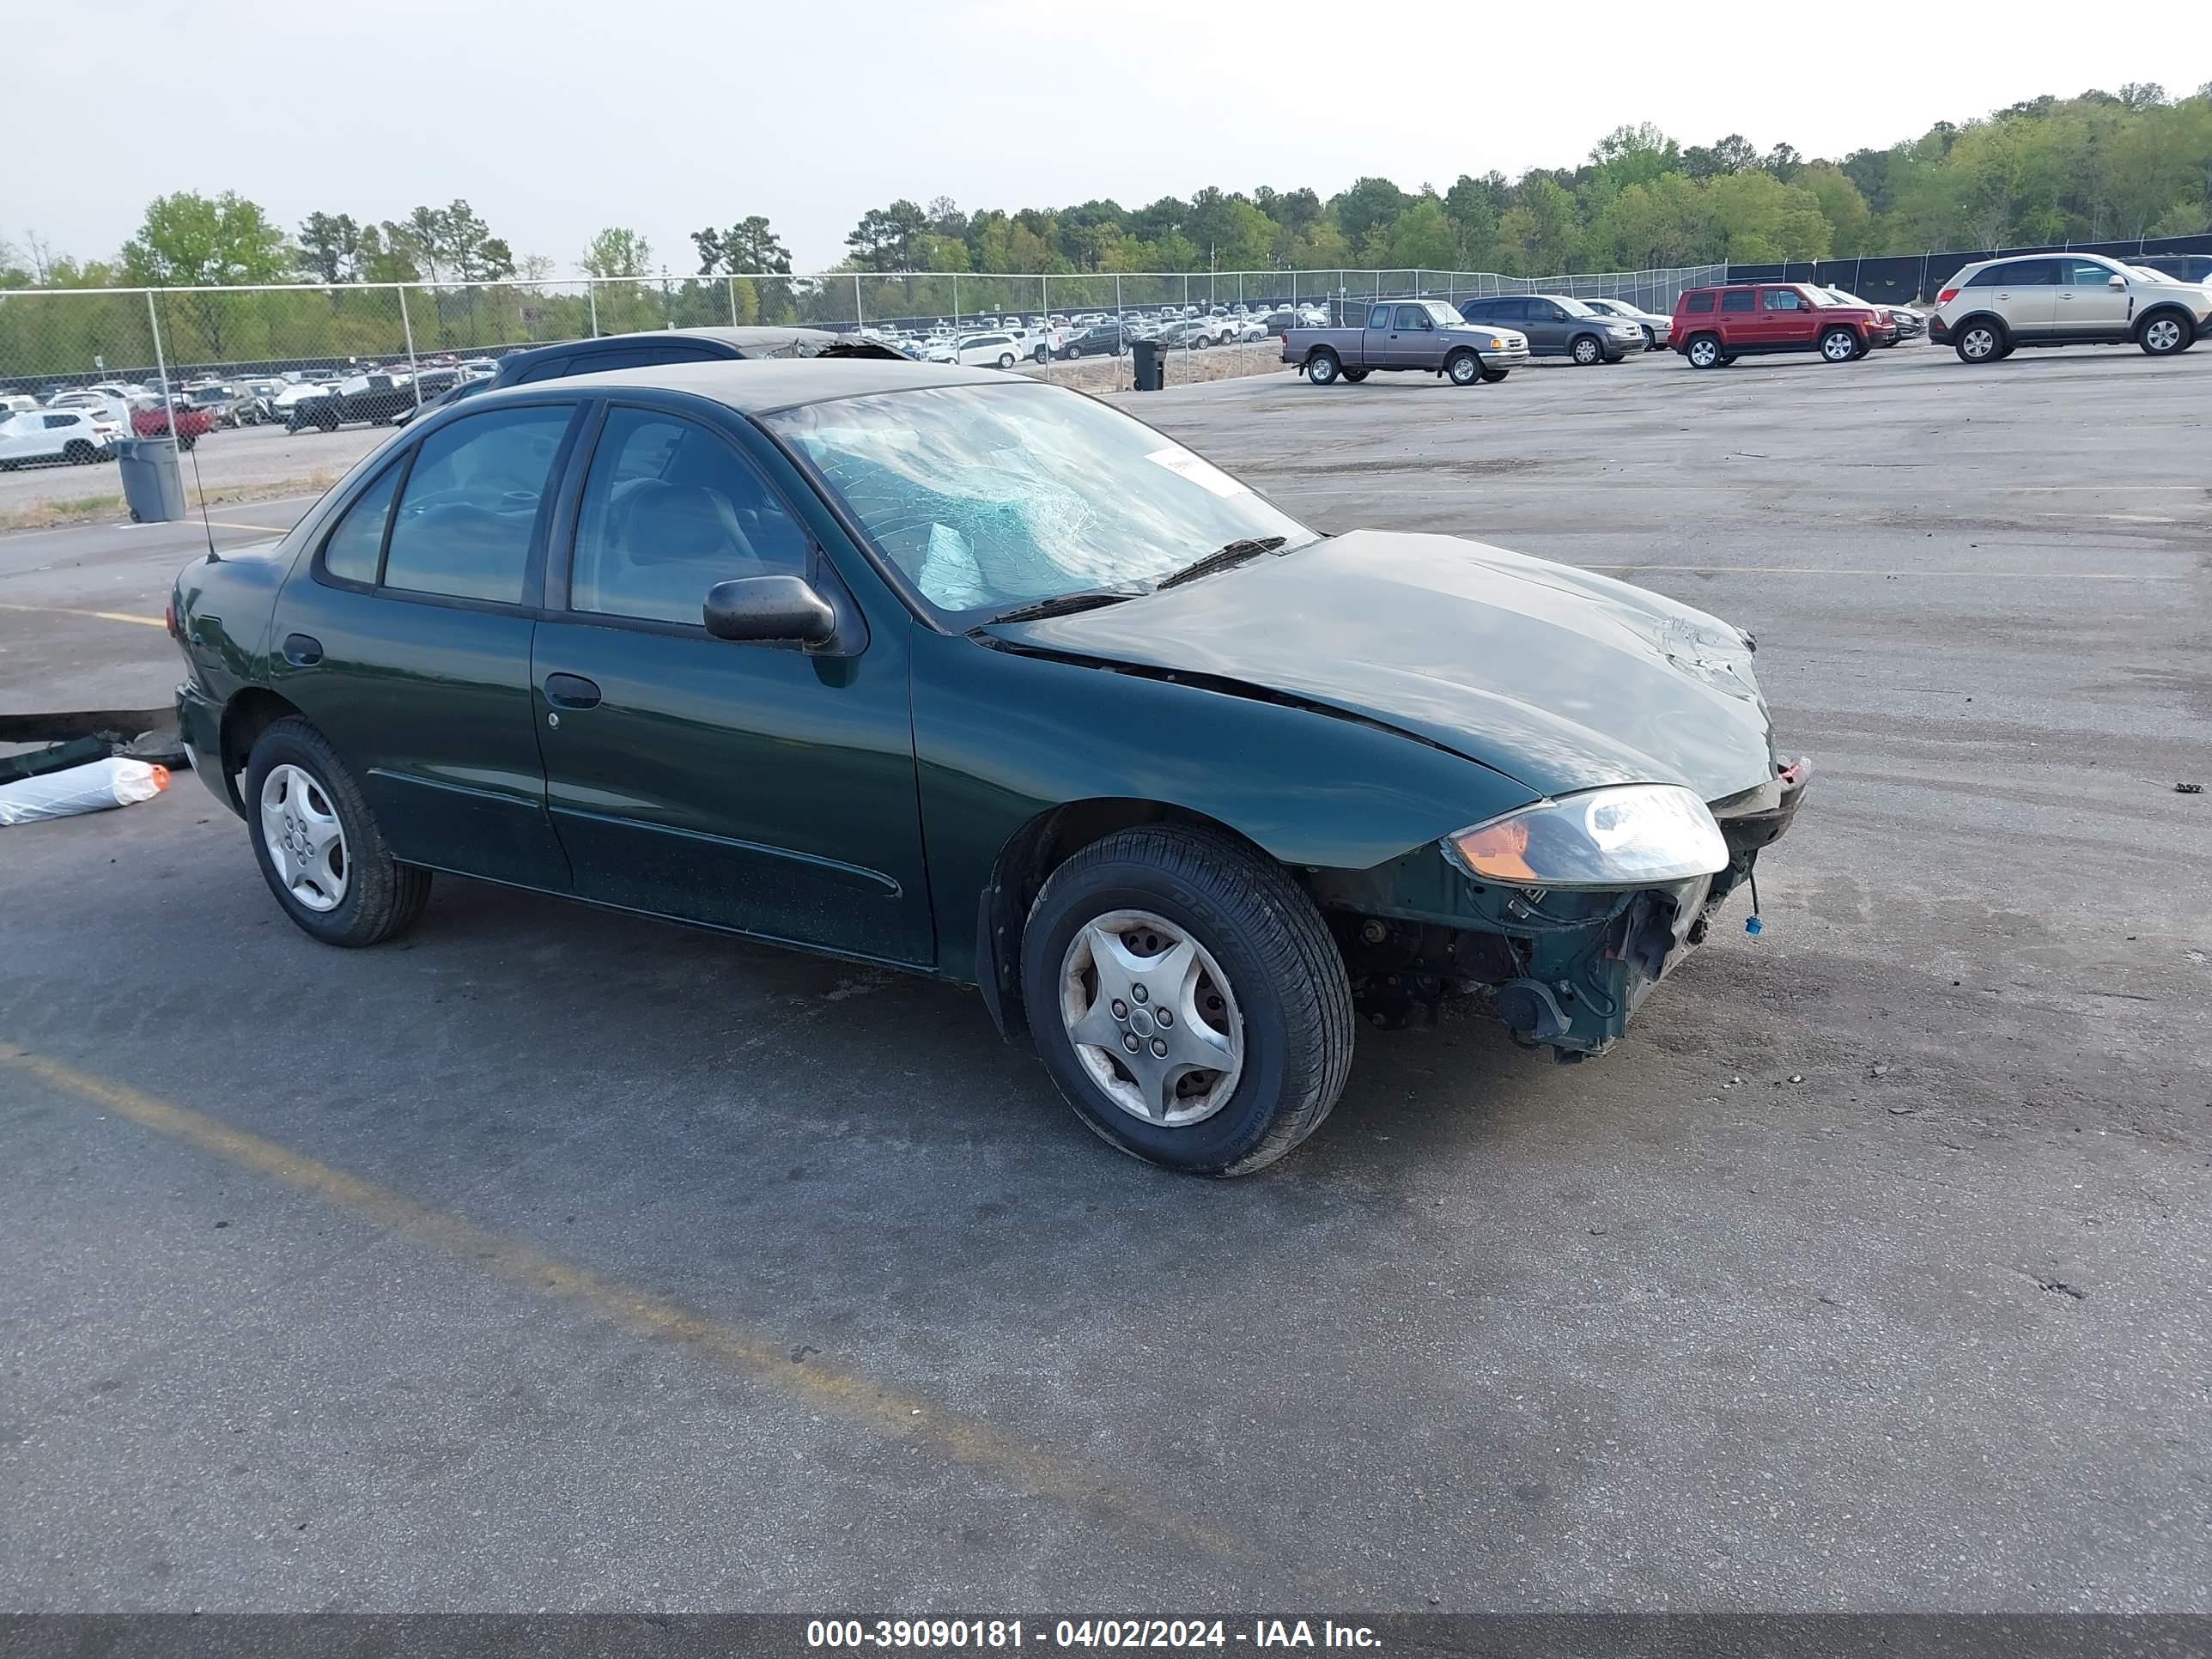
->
xmin=270 ymin=399 xmax=583 ymax=890
xmin=529 ymin=400 xmax=934 ymax=966
xmin=2055 ymin=258 xmax=2130 ymax=341
xmin=1758 ymin=287 xmax=1820 ymax=349
xmin=1382 ymin=303 xmax=1435 ymax=368
xmin=1980 ymin=259 xmax=2057 ymax=338
xmin=0 ymin=414 xmax=36 ymax=463
xmin=1522 ymin=299 xmax=1569 ymax=356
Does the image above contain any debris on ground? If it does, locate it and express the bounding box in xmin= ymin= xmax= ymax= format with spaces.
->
xmin=2178 ymin=782 xmax=2204 ymax=795
xmin=0 ymin=757 xmax=171 ymax=825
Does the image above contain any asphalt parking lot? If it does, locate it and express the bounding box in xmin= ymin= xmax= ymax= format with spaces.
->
xmin=3 ymin=342 xmax=2208 ymax=1611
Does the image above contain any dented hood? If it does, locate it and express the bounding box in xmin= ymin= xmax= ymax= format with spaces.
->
xmin=986 ymin=530 xmax=1778 ymax=801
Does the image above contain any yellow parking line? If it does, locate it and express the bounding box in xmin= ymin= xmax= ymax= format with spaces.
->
xmin=0 ymin=600 xmax=165 ymax=628
xmin=0 ymin=1042 xmax=1259 ymax=1567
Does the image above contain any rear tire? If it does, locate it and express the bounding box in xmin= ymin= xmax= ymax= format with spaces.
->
xmin=1341 ymin=368 xmax=1369 ymax=382
xmin=1954 ymin=319 xmax=2003 ymax=363
xmin=997 ymin=352 xmax=1016 ymax=369
xmin=63 ymin=440 xmax=96 ymax=465
xmin=1021 ymin=824 xmax=1354 ymax=1176
xmin=1686 ymin=333 xmax=1723 ymax=369
xmin=244 ymin=716 xmax=431 ymax=949
xmin=1306 ymin=349 xmax=1340 ymax=385
xmin=1480 ymin=368 xmax=1510 ymax=383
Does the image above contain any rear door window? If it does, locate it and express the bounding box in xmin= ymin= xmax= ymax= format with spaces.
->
xmin=1983 ymin=260 xmax=2056 ymax=287
xmin=1721 ymin=290 xmax=1755 ymax=313
xmin=319 ymin=460 xmax=405 ymax=585
xmin=380 ymin=405 xmax=574 ymax=605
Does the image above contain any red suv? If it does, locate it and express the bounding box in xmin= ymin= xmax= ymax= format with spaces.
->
xmin=1671 ymin=283 xmax=1896 ymax=368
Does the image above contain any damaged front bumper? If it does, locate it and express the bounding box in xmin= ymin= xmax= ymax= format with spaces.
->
xmin=1316 ymin=757 xmax=1812 ymax=1055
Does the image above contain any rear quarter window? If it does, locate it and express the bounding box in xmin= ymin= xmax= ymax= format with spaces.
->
xmin=1684 ymin=292 xmax=1716 ymax=313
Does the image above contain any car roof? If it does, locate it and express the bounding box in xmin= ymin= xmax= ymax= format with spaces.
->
xmin=538 ymin=357 xmax=1025 ymax=414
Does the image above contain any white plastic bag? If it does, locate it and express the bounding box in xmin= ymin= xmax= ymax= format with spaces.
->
xmin=0 ymin=757 xmax=171 ymax=825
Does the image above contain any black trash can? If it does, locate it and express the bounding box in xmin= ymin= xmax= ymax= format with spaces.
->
xmin=114 ymin=437 xmax=187 ymax=524
xmin=1130 ymin=338 xmax=1165 ymax=392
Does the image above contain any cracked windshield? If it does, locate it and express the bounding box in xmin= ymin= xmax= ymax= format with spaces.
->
xmin=768 ymin=381 xmax=1314 ymax=617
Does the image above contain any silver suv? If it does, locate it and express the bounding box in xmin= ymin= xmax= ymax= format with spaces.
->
xmin=1929 ymin=253 xmax=2212 ymax=363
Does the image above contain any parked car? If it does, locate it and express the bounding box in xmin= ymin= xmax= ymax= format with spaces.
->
xmin=184 ymin=382 xmax=266 ymax=428
xmin=1228 ymin=315 xmax=1272 ymax=344
xmin=169 ymin=361 xmax=1807 ymax=1176
xmin=1285 ymin=301 xmax=1532 ymax=386
xmin=1579 ymin=297 xmax=1671 ymax=349
xmin=1457 ymin=295 xmax=1639 ymax=364
xmin=1670 ymin=283 xmax=1894 ymax=368
xmin=937 ymin=332 xmax=1024 ymax=368
xmin=1816 ymin=288 xmax=1921 ymax=344
xmin=1 ymin=392 xmax=42 ymax=416
xmin=1060 ymin=322 xmax=1131 ymax=360
xmin=1926 ymin=254 xmax=2212 ymax=363
xmin=1152 ymin=319 xmax=1214 ymax=350
xmin=2132 ymin=253 xmax=2212 ymax=288
xmin=131 ymin=398 xmax=216 ymax=448
xmin=0 ymin=407 xmax=120 ymax=468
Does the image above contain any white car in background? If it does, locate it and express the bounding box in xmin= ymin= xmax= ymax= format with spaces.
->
xmin=270 ymin=380 xmax=339 ymax=417
xmin=0 ymin=407 xmax=121 ymax=468
xmin=924 ymin=332 xmax=1024 ymax=368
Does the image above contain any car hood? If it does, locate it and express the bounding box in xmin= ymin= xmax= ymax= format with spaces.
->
xmin=986 ymin=530 xmax=1779 ymax=802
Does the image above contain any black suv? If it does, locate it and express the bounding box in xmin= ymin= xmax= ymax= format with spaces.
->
xmin=399 ymin=326 xmax=907 ymax=422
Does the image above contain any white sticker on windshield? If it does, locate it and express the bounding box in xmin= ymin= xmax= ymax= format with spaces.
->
xmin=1146 ymin=446 xmax=1249 ymax=498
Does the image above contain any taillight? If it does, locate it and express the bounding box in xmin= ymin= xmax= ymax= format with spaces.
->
xmin=1936 ymin=288 xmax=1959 ymax=305
xmin=164 ymin=599 xmax=179 ymax=641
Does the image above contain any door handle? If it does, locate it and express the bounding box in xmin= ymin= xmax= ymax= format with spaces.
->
xmin=543 ymin=672 xmax=601 ymax=710
xmin=282 ymin=632 xmax=322 ymax=666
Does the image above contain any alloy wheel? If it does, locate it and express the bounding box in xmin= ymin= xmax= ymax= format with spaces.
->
xmin=259 ymin=763 xmax=349 ymax=913
xmin=1689 ymin=338 xmax=1719 ymax=368
xmin=1962 ymin=326 xmax=1996 ymax=361
xmin=1573 ymin=337 xmax=1600 ymax=364
xmin=1059 ymin=909 xmax=1243 ymax=1127
xmin=1822 ymin=330 xmax=1857 ymax=362
xmin=2145 ymin=318 xmax=2183 ymax=353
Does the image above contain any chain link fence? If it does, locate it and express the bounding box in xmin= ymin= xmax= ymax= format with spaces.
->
xmin=0 ymin=264 xmax=1727 ymax=511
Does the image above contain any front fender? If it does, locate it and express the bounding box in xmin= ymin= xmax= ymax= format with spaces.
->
xmin=910 ymin=629 xmax=1537 ymax=986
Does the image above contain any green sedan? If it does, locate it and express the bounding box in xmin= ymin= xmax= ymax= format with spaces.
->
xmin=170 ymin=361 xmax=1808 ymax=1176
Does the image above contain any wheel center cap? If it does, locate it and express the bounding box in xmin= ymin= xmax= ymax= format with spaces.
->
xmin=1130 ymin=1008 xmax=1157 ymax=1037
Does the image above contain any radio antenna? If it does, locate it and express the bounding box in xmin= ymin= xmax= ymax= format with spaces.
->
xmin=182 ymin=430 xmax=220 ymax=563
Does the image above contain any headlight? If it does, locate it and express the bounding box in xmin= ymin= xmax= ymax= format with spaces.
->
xmin=1487 ymin=337 xmax=1504 ymax=349
xmin=1445 ymin=785 xmax=1729 ymax=889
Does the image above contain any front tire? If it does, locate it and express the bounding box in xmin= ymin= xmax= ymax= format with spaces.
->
xmin=1570 ymin=334 xmax=1602 ymax=366
xmin=244 ymin=716 xmax=431 ymax=948
xmin=1641 ymin=325 xmax=1657 ymax=349
xmin=1686 ymin=332 xmax=1723 ymax=369
xmin=997 ymin=352 xmax=1016 ymax=369
xmin=1445 ymin=349 xmax=1480 ymax=386
xmin=1820 ymin=326 xmax=1859 ymax=363
xmin=1022 ymin=825 xmax=1354 ymax=1176
xmin=2140 ymin=312 xmax=2191 ymax=356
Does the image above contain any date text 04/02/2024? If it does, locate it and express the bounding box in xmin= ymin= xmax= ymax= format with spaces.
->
xmin=805 ymin=1620 xmax=1382 ymax=1649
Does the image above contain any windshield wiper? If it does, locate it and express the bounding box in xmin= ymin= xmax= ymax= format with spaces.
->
xmin=981 ymin=586 xmax=1148 ymax=625
xmin=1153 ymin=536 xmax=1287 ymax=591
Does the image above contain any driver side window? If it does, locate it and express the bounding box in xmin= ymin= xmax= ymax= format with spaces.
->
xmin=568 ymin=409 xmax=810 ymax=627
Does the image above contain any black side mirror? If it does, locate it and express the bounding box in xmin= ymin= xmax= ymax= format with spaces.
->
xmin=703 ymin=574 xmax=837 ymax=647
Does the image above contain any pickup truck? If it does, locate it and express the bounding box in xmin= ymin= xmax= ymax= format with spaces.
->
xmin=1283 ymin=300 xmax=1531 ymax=386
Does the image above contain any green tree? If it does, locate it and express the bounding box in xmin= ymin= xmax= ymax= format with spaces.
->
xmin=1329 ymin=176 xmax=1412 ymax=246
xmin=298 ymin=211 xmax=364 ymax=283
xmin=846 ymin=200 xmax=930 ymax=270
xmin=581 ymin=227 xmax=653 ymax=278
xmin=122 ymin=191 xmax=290 ymax=285
xmin=692 ymin=216 xmax=790 ymax=276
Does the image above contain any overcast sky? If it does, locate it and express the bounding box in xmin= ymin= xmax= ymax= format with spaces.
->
xmin=15 ymin=2 xmax=2209 ymax=275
